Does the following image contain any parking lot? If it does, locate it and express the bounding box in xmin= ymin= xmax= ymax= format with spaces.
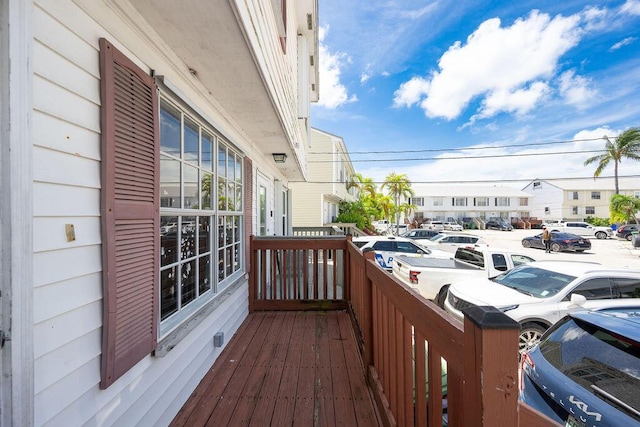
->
xmin=468 ymin=229 xmax=640 ymax=269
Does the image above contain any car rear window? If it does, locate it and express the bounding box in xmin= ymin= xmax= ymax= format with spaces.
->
xmin=539 ymin=317 xmax=640 ymax=421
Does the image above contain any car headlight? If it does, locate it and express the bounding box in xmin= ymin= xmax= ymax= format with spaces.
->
xmin=499 ymin=305 xmax=519 ymax=312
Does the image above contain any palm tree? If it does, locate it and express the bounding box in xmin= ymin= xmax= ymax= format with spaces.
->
xmin=347 ymin=173 xmax=377 ymax=200
xmin=381 ymin=172 xmax=415 ymax=235
xmin=584 ymin=128 xmax=640 ymax=194
xmin=610 ymin=194 xmax=640 ymax=225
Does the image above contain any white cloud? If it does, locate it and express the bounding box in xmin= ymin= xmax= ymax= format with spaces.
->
xmin=581 ymin=6 xmax=609 ymax=31
xmin=610 ymin=36 xmax=636 ymax=51
xmin=558 ymin=70 xmax=596 ymax=108
xmin=396 ymin=10 xmax=582 ymax=121
xmin=392 ymin=77 xmax=430 ymax=108
xmin=360 ymin=72 xmax=371 ymax=83
xmin=621 ymin=0 xmax=640 ymax=15
xmin=317 ymin=25 xmax=358 ymax=109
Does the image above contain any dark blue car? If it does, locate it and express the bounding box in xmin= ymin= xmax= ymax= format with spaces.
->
xmin=520 ymin=307 xmax=640 ymax=426
xmin=522 ymin=231 xmax=591 ymax=252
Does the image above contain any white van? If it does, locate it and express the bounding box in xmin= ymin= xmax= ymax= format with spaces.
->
xmin=422 ymin=221 xmax=444 ymax=231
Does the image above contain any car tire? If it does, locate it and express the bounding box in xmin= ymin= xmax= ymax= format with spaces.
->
xmin=436 ymin=285 xmax=449 ymax=308
xmin=627 ymin=234 xmax=633 ymax=241
xmin=551 ymin=243 xmax=561 ymax=252
xmin=519 ymin=323 xmax=547 ymax=354
xmin=595 ymin=231 xmax=607 ymax=240
xmin=522 ymin=240 xmax=531 ymax=248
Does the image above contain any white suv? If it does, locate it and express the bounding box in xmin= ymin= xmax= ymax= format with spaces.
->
xmin=352 ymin=236 xmax=451 ymax=271
xmin=444 ymin=261 xmax=640 ymax=354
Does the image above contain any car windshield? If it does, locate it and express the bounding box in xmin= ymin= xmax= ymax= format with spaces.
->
xmin=492 ymin=265 xmax=576 ymax=298
xmin=539 ymin=316 xmax=640 ymax=421
xmin=429 ymin=233 xmax=446 ymax=241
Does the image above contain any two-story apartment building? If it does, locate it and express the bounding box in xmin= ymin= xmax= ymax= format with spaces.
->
xmin=522 ymin=177 xmax=640 ymax=221
xmin=290 ymin=128 xmax=357 ymax=226
xmin=409 ymin=184 xmax=532 ymax=223
xmin=1 ymin=0 xmax=318 ymax=425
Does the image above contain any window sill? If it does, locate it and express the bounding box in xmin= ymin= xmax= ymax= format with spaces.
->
xmin=154 ymin=274 xmax=247 ymax=357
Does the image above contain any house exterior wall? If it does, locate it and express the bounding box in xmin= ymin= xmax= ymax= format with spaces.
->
xmin=290 ymin=128 xmax=356 ymax=227
xmin=523 ymin=178 xmax=640 ymax=221
xmin=3 ymin=0 xmax=317 ymax=425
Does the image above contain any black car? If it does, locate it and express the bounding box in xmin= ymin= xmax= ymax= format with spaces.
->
xmin=616 ymin=223 xmax=638 ymax=241
xmin=485 ymin=218 xmax=513 ymax=231
xmin=400 ymin=229 xmax=440 ymax=240
xmin=521 ymin=231 xmax=591 ymax=252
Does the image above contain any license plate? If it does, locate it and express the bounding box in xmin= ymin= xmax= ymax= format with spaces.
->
xmin=578 ymin=240 xmax=584 ymax=243
xmin=566 ymin=414 xmax=586 ymax=427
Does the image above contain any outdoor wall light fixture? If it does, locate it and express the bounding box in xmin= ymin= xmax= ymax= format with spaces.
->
xmin=272 ymin=153 xmax=287 ymax=163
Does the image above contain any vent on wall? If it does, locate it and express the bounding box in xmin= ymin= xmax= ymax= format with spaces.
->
xmin=307 ymin=13 xmax=313 ymax=30
xmin=309 ymin=55 xmax=314 ymax=66
xmin=311 ymin=83 xmax=316 ymax=91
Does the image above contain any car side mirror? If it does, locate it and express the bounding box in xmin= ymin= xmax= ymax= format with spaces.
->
xmin=569 ymin=293 xmax=587 ymax=306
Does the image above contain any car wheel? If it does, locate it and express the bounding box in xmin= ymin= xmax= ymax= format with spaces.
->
xmin=551 ymin=243 xmax=561 ymax=252
xmin=595 ymin=231 xmax=607 ymax=240
xmin=522 ymin=240 xmax=531 ymax=248
xmin=627 ymin=234 xmax=633 ymax=241
xmin=436 ymin=285 xmax=449 ymax=308
xmin=519 ymin=323 xmax=546 ymax=354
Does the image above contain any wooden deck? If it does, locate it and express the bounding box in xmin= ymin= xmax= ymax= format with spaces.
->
xmin=171 ymin=310 xmax=382 ymax=426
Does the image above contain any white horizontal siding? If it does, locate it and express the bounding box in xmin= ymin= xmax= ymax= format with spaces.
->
xmin=33 ymin=273 xmax=102 ymax=324
xmin=33 ymin=217 xmax=101 ymax=253
xmin=33 ymin=182 xmax=100 ymax=217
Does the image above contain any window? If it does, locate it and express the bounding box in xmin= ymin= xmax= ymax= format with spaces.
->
xmin=572 ymin=206 xmax=579 ymax=215
xmin=496 ymin=197 xmax=510 ymax=207
xmin=372 ymin=241 xmax=395 ymax=251
xmin=519 ymin=198 xmax=528 ymax=206
xmin=476 ymin=197 xmax=489 ymax=207
xmin=585 ymin=206 xmax=595 ymax=215
xmin=591 ymin=191 xmax=601 ymax=200
xmin=492 ymin=254 xmax=508 ymax=271
xmin=544 ymin=207 xmax=550 ymax=214
xmin=453 ymin=197 xmax=467 ymax=207
xmin=532 ymin=181 xmax=541 ymax=188
xmin=410 ymin=197 xmax=424 ymax=206
xmin=160 ymin=98 xmax=244 ymax=325
xmin=565 ymin=278 xmax=612 ymax=301
xmin=613 ymin=277 xmax=640 ymax=298
xmin=433 ymin=197 xmax=444 ymax=207
xmin=569 ymin=191 xmax=579 ymax=200
xmin=635 ymin=191 xmax=640 ymax=199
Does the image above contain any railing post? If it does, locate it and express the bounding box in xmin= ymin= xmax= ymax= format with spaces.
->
xmin=249 ymin=235 xmax=255 ymax=313
xmin=345 ymin=234 xmax=352 ymax=301
xmin=461 ymin=306 xmax=520 ymax=426
xmin=362 ymin=248 xmax=375 ymax=371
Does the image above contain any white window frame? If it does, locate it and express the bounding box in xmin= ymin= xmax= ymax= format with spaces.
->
xmin=591 ymin=191 xmax=601 ymax=200
xmin=476 ymin=197 xmax=489 ymax=207
xmin=433 ymin=197 xmax=444 ymax=207
xmin=410 ymin=197 xmax=424 ymax=206
xmin=496 ymin=197 xmax=510 ymax=207
xmin=585 ymin=206 xmax=595 ymax=215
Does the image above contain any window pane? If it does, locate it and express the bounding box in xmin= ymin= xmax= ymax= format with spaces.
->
xmin=183 ymin=165 xmax=198 ymax=209
xmin=227 ymin=182 xmax=235 ymax=210
xmin=218 ymin=177 xmax=227 ymax=210
xmin=218 ymin=250 xmax=225 ymax=281
xmin=181 ymin=260 xmax=196 ymax=306
xmin=199 ymin=216 xmax=211 ymax=254
xmin=235 ymin=156 xmax=242 ymax=182
xmin=161 ymin=216 xmax=178 ymax=267
xmin=218 ymin=145 xmax=226 ymax=177
xmin=181 ymin=217 xmax=197 ymax=260
xmin=160 ymin=266 xmax=177 ymax=321
xmin=201 ymin=172 xmax=213 ymax=210
xmin=202 ymin=132 xmax=213 ymax=171
xmin=236 ymin=184 xmax=243 ymax=212
xmin=160 ymin=155 xmax=181 ymax=208
xmin=227 ymin=152 xmax=235 ymax=182
xmin=160 ymin=101 xmax=181 ymax=156
xmin=225 ymin=217 xmax=233 ymax=246
xmin=226 ymin=247 xmax=233 ymax=276
xmin=234 ymin=244 xmax=240 ymax=272
xmin=218 ymin=216 xmax=225 ymax=248
xmin=234 ymin=217 xmax=241 ymax=243
xmin=184 ymin=117 xmax=199 ymax=165
xmin=198 ymin=255 xmax=211 ymax=295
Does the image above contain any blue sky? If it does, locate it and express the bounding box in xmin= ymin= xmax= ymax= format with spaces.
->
xmin=310 ymin=0 xmax=640 ymax=187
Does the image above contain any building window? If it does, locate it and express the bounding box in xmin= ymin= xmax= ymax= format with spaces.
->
xmin=544 ymin=207 xmax=550 ymax=214
xmin=476 ymin=197 xmax=489 ymax=207
xmin=410 ymin=197 xmax=424 ymax=206
xmin=569 ymin=191 xmax=579 ymax=200
xmin=572 ymin=206 xmax=579 ymax=215
xmin=586 ymin=206 xmax=595 ymax=215
xmin=433 ymin=197 xmax=444 ymax=207
xmin=496 ymin=197 xmax=510 ymax=207
xmin=519 ymin=198 xmax=528 ymax=206
xmin=159 ymin=98 xmax=243 ymax=325
xmin=533 ymin=181 xmax=541 ymax=188
xmin=635 ymin=191 xmax=640 ymax=199
xmin=591 ymin=191 xmax=601 ymax=200
xmin=453 ymin=197 xmax=467 ymax=207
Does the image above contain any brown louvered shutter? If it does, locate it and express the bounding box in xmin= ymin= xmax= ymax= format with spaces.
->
xmin=244 ymin=157 xmax=253 ymax=273
xmin=99 ymin=38 xmax=159 ymax=389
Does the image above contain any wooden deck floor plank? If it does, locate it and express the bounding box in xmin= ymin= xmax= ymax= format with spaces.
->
xmin=315 ymin=313 xmax=337 ymax=427
xmin=270 ymin=312 xmax=307 ymax=426
xmin=171 ymin=312 xmax=266 ymax=427
xmin=328 ymin=313 xmax=359 ymax=426
xmin=172 ymin=311 xmax=381 ymax=426
xmin=205 ymin=313 xmax=276 ymax=426
xmin=292 ymin=313 xmax=319 ymax=426
xmin=228 ymin=312 xmax=288 ymax=425
xmin=338 ymin=310 xmax=382 ymax=425
xmin=247 ymin=312 xmax=297 ymax=425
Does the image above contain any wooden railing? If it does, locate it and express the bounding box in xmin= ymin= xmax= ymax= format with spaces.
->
xmin=249 ymin=235 xmax=558 ymax=426
xmin=292 ymin=223 xmax=368 ymax=237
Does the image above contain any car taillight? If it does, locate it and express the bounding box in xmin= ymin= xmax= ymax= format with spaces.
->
xmin=519 ymin=351 xmax=535 ymax=391
xmin=409 ymin=270 xmax=420 ymax=284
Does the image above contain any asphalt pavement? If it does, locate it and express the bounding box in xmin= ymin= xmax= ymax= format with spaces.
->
xmin=464 ymin=229 xmax=640 ymax=270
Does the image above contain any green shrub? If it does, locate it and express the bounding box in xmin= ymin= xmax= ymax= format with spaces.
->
xmin=584 ymin=216 xmax=610 ymax=227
